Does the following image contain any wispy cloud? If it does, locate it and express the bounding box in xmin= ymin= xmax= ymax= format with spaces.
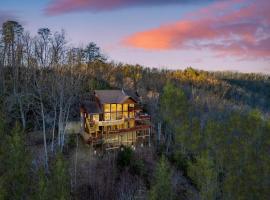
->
xmin=123 ymin=0 xmax=270 ymax=59
xmin=45 ymin=0 xmax=215 ymax=15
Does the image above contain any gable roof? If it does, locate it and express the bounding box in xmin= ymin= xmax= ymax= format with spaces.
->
xmin=80 ymin=93 xmax=102 ymax=114
xmin=95 ymin=90 xmax=138 ymax=104
xmin=124 ymin=90 xmax=140 ymax=102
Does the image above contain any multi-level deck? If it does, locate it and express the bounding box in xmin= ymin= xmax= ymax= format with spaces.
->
xmin=80 ymin=90 xmax=151 ymax=151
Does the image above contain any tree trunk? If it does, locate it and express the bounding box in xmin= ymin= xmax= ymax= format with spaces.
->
xmin=40 ymin=100 xmax=48 ymax=170
xmin=58 ymin=92 xmax=63 ymax=147
xmin=61 ymin=102 xmax=71 ymax=151
xmin=18 ymin=96 xmax=26 ymax=130
xmin=51 ymin=106 xmax=57 ymax=152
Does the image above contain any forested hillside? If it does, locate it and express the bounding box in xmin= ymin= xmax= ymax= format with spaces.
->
xmin=0 ymin=21 xmax=269 ymax=200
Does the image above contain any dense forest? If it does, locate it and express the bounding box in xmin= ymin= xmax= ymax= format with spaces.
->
xmin=0 ymin=21 xmax=270 ymax=200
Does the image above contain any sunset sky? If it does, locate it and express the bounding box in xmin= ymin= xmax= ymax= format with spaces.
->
xmin=1 ymin=0 xmax=269 ymax=73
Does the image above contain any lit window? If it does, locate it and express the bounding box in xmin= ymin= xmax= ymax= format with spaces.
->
xmin=129 ymin=104 xmax=134 ymax=108
xmin=104 ymin=113 xmax=110 ymax=121
xmin=104 ymin=104 xmax=110 ymax=112
xmin=117 ymin=112 xmax=123 ymax=120
xmin=117 ymin=104 xmax=122 ymax=112
xmin=111 ymin=104 xmax=117 ymax=112
xmin=123 ymin=112 xmax=128 ymax=118
xmin=111 ymin=113 xmax=116 ymax=120
xmin=123 ymin=104 xmax=128 ymax=111
xmin=129 ymin=112 xmax=134 ymax=118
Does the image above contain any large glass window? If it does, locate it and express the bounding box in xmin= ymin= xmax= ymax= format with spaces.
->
xmin=129 ymin=111 xmax=135 ymax=118
xmin=111 ymin=112 xmax=116 ymax=120
xmin=117 ymin=104 xmax=122 ymax=112
xmin=104 ymin=113 xmax=110 ymax=121
xmin=104 ymin=104 xmax=110 ymax=112
xmin=123 ymin=112 xmax=128 ymax=119
xmin=111 ymin=104 xmax=117 ymax=112
xmin=117 ymin=112 xmax=123 ymax=120
xmin=123 ymin=104 xmax=128 ymax=111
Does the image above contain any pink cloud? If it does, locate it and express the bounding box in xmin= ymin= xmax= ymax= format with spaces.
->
xmin=44 ymin=0 xmax=224 ymax=15
xmin=123 ymin=0 xmax=270 ymax=59
xmin=45 ymin=0 xmax=184 ymax=15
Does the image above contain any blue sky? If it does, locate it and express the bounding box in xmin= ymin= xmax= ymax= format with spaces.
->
xmin=1 ymin=0 xmax=269 ymax=73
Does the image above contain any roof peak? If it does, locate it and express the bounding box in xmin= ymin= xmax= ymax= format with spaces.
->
xmin=94 ymin=89 xmax=138 ymax=104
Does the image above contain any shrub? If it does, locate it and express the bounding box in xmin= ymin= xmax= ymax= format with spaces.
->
xmin=117 ymin=146 xmax=134 ymax=171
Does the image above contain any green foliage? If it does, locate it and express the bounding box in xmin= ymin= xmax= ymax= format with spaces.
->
xmin=160 ymin=81 xmax=270 ymax=199
xmin=66 ymin=134 xmax=77 ymax=149
xmin=84 ymin=42 xmax=106 ymax=63
xmin=182 ymin=110 xmax=270 ymax=199
xmin=49 ymin=153 xmax=70 ymax=200
xmin=0 ymin=122 xmax=31 ymax=200
xmin=0 ymin=113 xmax=7 ymax=199
xmin=32 ymin=153 xmax=71 ymax=200
xmin=187 ymin=151 xmax=218 ymax=200
xmin=116 ymin=147 xmax=145 ymax=176
xmin=172 ymin=150 xmax=189 ymax=175
xmin=149 ymin=155 xmax=173 ymax=200
xmin=117 ymin=146 xmax=134 ymax=171
xmin=160 ymin=81 xmax=188 ymax=126
xmin=129 ymin=157 xmax=145 ymax=176
xmin=2 ymin=20 xmax=24 ymax=45
xmin=33 ymin=168 xmax=49 ymax=200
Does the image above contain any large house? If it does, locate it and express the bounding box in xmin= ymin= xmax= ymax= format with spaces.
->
xmin=80 ymin=90 xmax=151 ymax=150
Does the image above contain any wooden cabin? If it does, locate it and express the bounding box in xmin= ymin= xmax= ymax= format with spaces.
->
xmin=80 ymin=90 xmax=151 ymax=150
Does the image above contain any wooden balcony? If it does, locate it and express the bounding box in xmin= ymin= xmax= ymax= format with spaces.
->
xmin=108 ymin=124 xmax=151 ymax=134
xmin=96 ymin=118 xmax=125 ymax=126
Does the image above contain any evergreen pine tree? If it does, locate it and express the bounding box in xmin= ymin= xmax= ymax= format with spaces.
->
xmin=1 ymin=122 xmax=31 ymax=200
xmin=149 ymin=155 xmax=173 ymax=200
xmin=49 ymin=153 xmax=70 ymax=200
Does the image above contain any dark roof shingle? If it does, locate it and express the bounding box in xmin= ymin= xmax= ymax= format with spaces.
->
xmin=81 ymin=101 xmax=102 ymax=114
xmin=95 ymin=90 xmax=137 ymax=104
